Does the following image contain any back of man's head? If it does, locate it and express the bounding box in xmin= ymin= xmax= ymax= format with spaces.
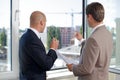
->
xmin=86 ymin=2 xmax=104 ymax=22
xmin=30 ymin=11 xmax=46 ymax=27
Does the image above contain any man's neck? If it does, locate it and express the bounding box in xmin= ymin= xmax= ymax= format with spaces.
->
xmin=92 ymin=22 xmax=103 ymax=28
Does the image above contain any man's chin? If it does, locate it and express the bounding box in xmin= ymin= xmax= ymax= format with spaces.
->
xmin=39 ymin=30 xmax=44 ymax=33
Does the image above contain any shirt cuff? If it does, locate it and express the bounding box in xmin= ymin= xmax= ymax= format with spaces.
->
xmin=50 ymin=48 xmax=56 ymax=51
xmin=79 ymin=38 xmax=85 ymax=45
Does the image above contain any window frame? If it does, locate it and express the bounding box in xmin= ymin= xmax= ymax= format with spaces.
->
xmin=0 ymin=0 xmax=19 ymax=79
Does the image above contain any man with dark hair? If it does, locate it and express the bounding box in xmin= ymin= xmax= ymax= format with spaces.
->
xmin=67 ymin=2 xmax=113 ymax=80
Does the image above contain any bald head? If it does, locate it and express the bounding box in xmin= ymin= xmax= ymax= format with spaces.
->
xmin=30 ymin=11 xmax=46 ymax=27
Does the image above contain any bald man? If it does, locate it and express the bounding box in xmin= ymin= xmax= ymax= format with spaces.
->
xmin=19 ymin=11 xmax=59 ymax=80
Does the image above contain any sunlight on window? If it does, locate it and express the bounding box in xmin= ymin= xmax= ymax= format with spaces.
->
xmin=0 ymin=0 xmax=11 ymax=72
xmin=19 ymin=0 xmax=82 ymax=69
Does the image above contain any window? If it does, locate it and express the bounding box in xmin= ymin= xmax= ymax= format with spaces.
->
xmin=0 ymin=0 xmax=19 ymax=79
xmin=0 ymin=0 xmax=11 ymax=72
xmin=19 ymin=0 xmax=82 ymax=69
xmin=86 ymin=0 xmax=120 ymax=72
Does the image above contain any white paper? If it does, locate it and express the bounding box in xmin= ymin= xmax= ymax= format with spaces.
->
xmin=56 ymin=50 xmax=77 ymax=64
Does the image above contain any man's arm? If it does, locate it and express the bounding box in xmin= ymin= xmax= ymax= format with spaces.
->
xmin=67 ymin=37 xmax=99 ymax=76
xmin=27 ymin=38 xmax=58 ymax=71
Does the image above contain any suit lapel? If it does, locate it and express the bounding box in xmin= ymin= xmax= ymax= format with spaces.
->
xmin=27 ymin=29 xmax=45 ymax=50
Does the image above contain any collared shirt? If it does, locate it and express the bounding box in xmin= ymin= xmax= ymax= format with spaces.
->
xmin=91 ymin=23 xmax=105 ymax=34
xmin=79 ymin=23 xmax=105 ymax=45
xmin=29 ymin=28 xmax=40 ymax=39
xmin=75 ymin=23 xmax=105 ymax=67
xmin=29 ymin=27 xmax=56 ymax=51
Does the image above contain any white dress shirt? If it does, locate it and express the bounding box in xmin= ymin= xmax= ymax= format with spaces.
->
xmin=91 ymin=23 xmax=105 ymax=34
xmin=29 ymin=28 xmax=41 ymax=39
xmin=29 ymin=27 xmax=56 ymax=51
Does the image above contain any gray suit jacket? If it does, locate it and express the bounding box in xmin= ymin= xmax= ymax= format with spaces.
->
xmin=73 ymin=25 xmax=113 ymax=80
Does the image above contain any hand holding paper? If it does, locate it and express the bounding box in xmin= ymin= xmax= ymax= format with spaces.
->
xmin=66 ymin=64 xmax=73 ymax=71
xmin=56 ymin=50 xmax=77 ymax=64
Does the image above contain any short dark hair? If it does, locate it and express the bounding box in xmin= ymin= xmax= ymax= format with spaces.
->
xmin=86 ymin=2 xmax=104 ymax=22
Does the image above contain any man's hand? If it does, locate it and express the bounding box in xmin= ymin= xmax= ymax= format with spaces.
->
xmin=50 ymin=38 xmax=59 ymax=50
xmin=75 ymin=32 xmax=83 ymax=41
xmin=66 ymin=64 xmax=73 ymax=71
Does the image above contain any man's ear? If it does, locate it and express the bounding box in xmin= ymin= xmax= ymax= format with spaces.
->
xmin=88 ymin=14 xmax=94 ymax=22
xmin=40 ymin=20 xmax=43 ymax=26
xmin=88 ymin=14 xmax=92 ymax=19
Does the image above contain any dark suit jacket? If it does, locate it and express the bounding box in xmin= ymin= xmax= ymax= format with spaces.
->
xmin=73 ymin=25 xmax=113 ymax=80
xmin=19 ymin=29 xmax=57 ymax=80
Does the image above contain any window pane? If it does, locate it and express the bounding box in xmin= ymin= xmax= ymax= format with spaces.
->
xmin=86 ymin=0 xmax=120 ymax=70
xmin=19 ymin=0 xmax=82 ymax=69
xmin=0 ymin=0 xmax=11 ymax=72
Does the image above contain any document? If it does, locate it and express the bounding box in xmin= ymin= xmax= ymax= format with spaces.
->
xmin=56 ymin=50 xmax=78 ymax=64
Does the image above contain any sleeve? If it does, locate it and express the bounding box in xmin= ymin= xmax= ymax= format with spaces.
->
xmin=27 ymin=41 xmax=57 ymax=71
xmin=79 ymin=38 xmax=85 ymax=46
xmin=72 ymin=37 xmax=99 ymax=76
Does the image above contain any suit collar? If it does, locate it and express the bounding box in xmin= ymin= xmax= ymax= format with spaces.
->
xmin=29 ymin=28 xmax=40 ymax=39
xmin=91 ymin=23 xmax=105 ymax=34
